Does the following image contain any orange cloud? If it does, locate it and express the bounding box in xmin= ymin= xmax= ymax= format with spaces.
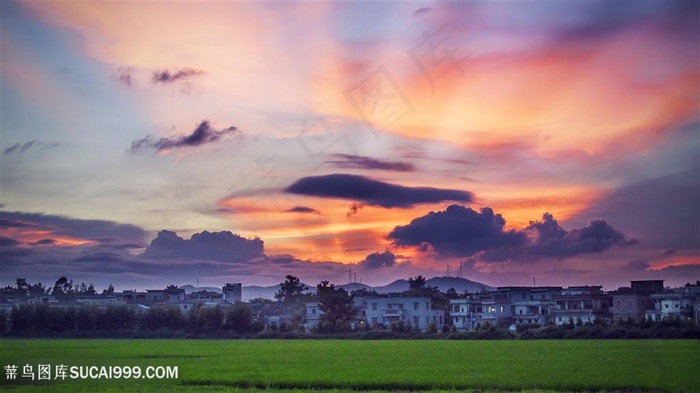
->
xmin=2 ymin=228 xmax=93 ymax=247
xmin=318 ymin=23 xmax=699 ymax=157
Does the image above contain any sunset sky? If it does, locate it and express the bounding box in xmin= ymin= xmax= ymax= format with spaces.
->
xmin=1 ymin=0 xmax=698 ymax=291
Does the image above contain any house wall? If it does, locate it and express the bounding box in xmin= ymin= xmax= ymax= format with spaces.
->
xmin=362 ymin=297 xmax=444 ymax=331
xmin=611 ymin=294 xmax=651 ymax=320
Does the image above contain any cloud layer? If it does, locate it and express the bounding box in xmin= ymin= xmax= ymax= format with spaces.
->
xmin=285 ymin=174 xmax=473 ymax=208
xmin=143 ymin=230 xmax=264 ymax=263
xmin=152 ymin=67 xmax=205 ymax=84
xmin=4 ymin=140 xmax=60 ymax=155
xmin=388 ymin=205 xmax=636 ymax=261
xmin=130 ymin=120 xmax=240 ymax=152
xmin=388 ymin=205 xmax=525 ymax=256
xmin=359 ymin=250 xmax=397 ymax=269
xmin=285 ymin=206 xmax=320 ymax=214
xmin=326 ymin=154 xmax=416 ymax=172
xmin=526 ymin=213 xmax=637 ymax=258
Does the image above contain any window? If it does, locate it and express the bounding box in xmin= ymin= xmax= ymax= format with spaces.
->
xmin=372 ymin=317 xmax=378 ymax=324
xmin=312 ymin=308 xmax=316 ymax=315
xmin=413 ymin=317 xmax=419 ymax=326
xmin=617 ymin=300 xmax=621 ymax=306
xmin=628 ymin=299 xmax=633 ymax=307
xmin=414 ymin=302 xmax=420 ymax=310
xmin=664 ymin=304 xmax=669 ymax=309
xmin=372 ymin=303 xmax=377 ymax=311
xmin=500 ymin=306 xmax=504 ymax=313
xmin=519 ymin=310 xmax=523 ymax=315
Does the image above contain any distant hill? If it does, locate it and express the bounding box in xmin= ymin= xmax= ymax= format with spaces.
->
xmin=180 ymin=276 xmax=492 ymax=302
xmin=241 ymin=285 xmax=280 ymax=302
xmin=180 ymin=285 xmax=222 ymax=294
xmin=338 ymin=282 xmax=373 ymax=293
xmin=374 ymin=276 xmax=492 ymax=294
xmin=425 ymin=276 xmax=493 ymax=293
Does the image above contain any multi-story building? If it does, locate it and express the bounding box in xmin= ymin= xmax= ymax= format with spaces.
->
xmin=552 ymin=286 xmax=612 ymax=325
xmin=610 ymin=280 xmax=663 ymax=321
xmin=357 ymin=296 xmax=445 ymax=331
xmin=114 ymin=290 xmax=147 ymax=303
xmin=645 ymin=281 xmax=700 ymax=321
xmin=222 ymin=283 xmax=242 ymax=303
xmin=304 ymin=302 xmax=322 ymax=330
xmin=509 ymin=286 xmax=562 ymax=325
xmin=450 ymin=295 xmax=485 ymax=330
xmin=450 ymin=287 xmax=562 ymax=330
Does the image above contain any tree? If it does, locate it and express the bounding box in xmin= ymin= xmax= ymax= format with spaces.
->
xmin=224 ymin=303 xmax=254 ymax=334
xmin=275 ymin=275 xmax=307 ymax=304
xmin=445 ymin=287 xmax=459 ymax=299
xmin=102 ymin=283 xmax=115 ymax=295
xmin=29 ymin=282 xmax=46 ymax=297
xmin=315 ymin=281 xmax=356 ymax=332
xmin=52 ymin=277 xmax=75 ymax=300
xmin=408 ymin=275 xmax=427 ymax=292
xmin=16 ymin=278 xmax=29 ymax=293
xmin=0 ymin=309 xmax=6 ymax=334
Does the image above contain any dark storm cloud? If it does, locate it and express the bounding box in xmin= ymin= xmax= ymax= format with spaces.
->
xmin=388 ymin=205 xmax=525 ymax=256
xmin=0 ymin=236 xmax=21 ymax=247
xmin=129 ymin=120 xmax=240 ymax=152
xmin=571 ymin=169 xmax=699 ymax=250
xmin=359 ymin=251 xmax=396 ymax=269
xmin=285 ymin=174 xmax=473 ymax=208
xmin=0 ymin=211 xmax=148 ymax=244
xmin=143 ymin=230 xmax=264 ymax=263
xmin=4 ymin=140 xmax=60 ymax=155
xmin=388 ymin=205 xmax=635 ymax=261
xmin=326 ymin=154 xmax=416 ymax=172
xmin=152 ymin=67 xmax=205 ymax=83
xmin=284 ymin=206 xmax=320 ymax=214
xmin=29 ymin=239 xmax=57 ymax=246
xmin=0 ymin=219 xmax=31 ymax=228
xmin=551 ymin=0 xmax=663 ymax=42
xmin=526 ymin=213 xmax=637 ymax=258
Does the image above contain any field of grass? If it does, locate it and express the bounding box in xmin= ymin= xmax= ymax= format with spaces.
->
xmin=0 ymin=339 xmax=697 ymax=393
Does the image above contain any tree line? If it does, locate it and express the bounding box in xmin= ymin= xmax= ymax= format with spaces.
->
xmin=2 ymin=275 xmax=699 ymax=339
xmin=1 ymin=303 xmax=262 ymax=338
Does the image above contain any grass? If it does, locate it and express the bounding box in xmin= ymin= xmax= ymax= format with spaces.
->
xmin=0 ymin=339 xmax=697 ymax=393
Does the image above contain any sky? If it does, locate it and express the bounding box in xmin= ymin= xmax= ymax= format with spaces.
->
xmin=1 ymin=0 xmax=698 ymax=291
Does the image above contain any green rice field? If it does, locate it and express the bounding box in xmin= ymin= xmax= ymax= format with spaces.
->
xmin=0 ymin=339 xmax=697 ymax=393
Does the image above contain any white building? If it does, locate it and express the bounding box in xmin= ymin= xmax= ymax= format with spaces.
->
xmin=450 ymin=297 xmax=483 ymax=330
xmin=358 ymin=297 xmax=444 ymax=331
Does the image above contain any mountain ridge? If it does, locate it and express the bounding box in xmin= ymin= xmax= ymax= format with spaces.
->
xmin=181 ymin=276 xmax=492 ymax=302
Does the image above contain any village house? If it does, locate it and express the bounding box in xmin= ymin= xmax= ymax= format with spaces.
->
xmin=644 ymin=282 xmax=700 ymax=322
xmin=357 ymin=296 xmax=445 ymax=331
xmin=450 ymin=294 xmax=486 ymax=330
xmin=508 ymin=286 xmax=562 ymax=325
xmin=552 ymin=286 xmax=612 ymax=325
xmin=610 ymin=280 xmax=663 ymax=321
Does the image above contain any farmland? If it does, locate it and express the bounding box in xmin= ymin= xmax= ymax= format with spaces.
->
xmin=0 ymin=339 xmax=697 ymax=393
